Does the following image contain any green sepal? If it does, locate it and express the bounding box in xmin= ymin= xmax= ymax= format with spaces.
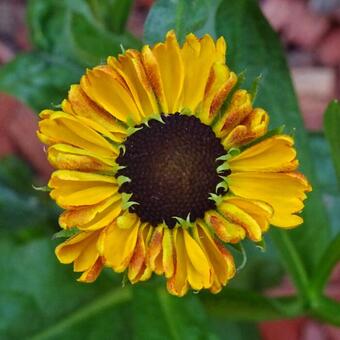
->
xmin=32 ymin=184 xmax=51 ymax=192
xmin=127 ymin=126 xmax=143 ymax=136
xmin=144 ymin=114 xmax=164 ymax=127
xmin=209 ymin=193 xmax=224 ymax=206
xmin=173 ymin=213 xmax=193 ymax=229
xmin=52 ymin=103 xmax=62 ymax=109
xmin=121 ymin=192 xmax=139 ymax=210
xmin=216 ymin=153 xmax=229 ymax=161
xmin=118 ymin=144 xmax=126 ymax=155
xmin=120 ymin=43 xmax=126 ymax=54
xmin=52 ymin=227 xmax=79 ymax=239
xmin=180 ymin=108 xmax=193 ymax=116
xmin=255 ymin=238 xmax=266 ymax=252
xmin=126 ymin=117 xmax=135 ymax=127
xmin=230 ymin=242 xmax=247 ymax=272
xmin=250 ymin=74 xmax=262 ymax=103
xmin=228 ymin=147 xmax=241 ymax=157
xmin=117 ymin=175 xmax=131 ymax=186
xmin=216 ymin=162 xmax=230 ymax=174
xmin=215 ymin=180 xmax=228 ymax=192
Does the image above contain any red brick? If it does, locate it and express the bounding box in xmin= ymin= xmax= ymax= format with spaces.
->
xmin=261 ymin=0 xmax=330 ymax=49
xmin=318 ymin=28 xmax=340 ymax=66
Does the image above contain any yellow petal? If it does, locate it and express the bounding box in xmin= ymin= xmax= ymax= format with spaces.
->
xmin=142 ymin=45 xmax=168 ymax=113
xmin=204 ymin=210 xmax=246 ymax=243
xmin=162 ymin=227 xmax=175 ymax=278
xmin=218 ymin=202 xmax=263 ymax=242
xmin=152 ymin=31 xmax=184 ymax=113
xmin=183 ymin=228 xmax=212 ymax=290
xmin=98 ymin=221 xmax=139 ymax=272
xmin=108 ymin=50 xmax=159 ymax=117
xmin=64 ymin=84 xmax=127 ymax=135
xmin=228 ymin=172 xmax=311 ymax=228
xmin=48 ymin=144 xmax=115 ymax=172
xmin=181 ymin=34 xmax=216 ymax=112
xmin=214 ymin=90 xmax=252 ymax=138
xmin=80 ymin=66 xmax=142 ymax=124
xmin=167 ymin=228 xmax=188 ymax=297
xmin=147 ymin=226 xmax=164 ymax=275
xmin=77 ymin=257 xmax=104 ymax=283
xmin=229 ymin=135 xmax=298 ymax=172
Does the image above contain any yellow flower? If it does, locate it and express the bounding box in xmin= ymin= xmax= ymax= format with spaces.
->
xmin=37 ymin=31 xmax=311 ymax=296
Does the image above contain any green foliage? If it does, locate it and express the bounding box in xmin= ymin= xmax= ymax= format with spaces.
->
xmin=324 ymin=100 xmax=340 ymax=188
xmin=1 ymin=0 xmax=340 ymax=337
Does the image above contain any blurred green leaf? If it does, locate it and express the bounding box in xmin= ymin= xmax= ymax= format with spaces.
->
xmin=87 ymin=0 xmax=133 ymax=33
xmin=215 ymin=0 xmax=330 ymax=274
xmin=311 ymin=233 xmax=340 ymax=295
xmin=0 ymin=236 xmax=132 ymax=340
xmin=324 ymin=100 xmax=340 ymax=188
xmin=144 ymin=0 xmax=218 ymax=44
xmin=203 ymin=288 xmax=303 ymax=321
xmin=211 ymin=320 xmax=260 ymax=340
xmin=133 ymin=284 xmax=217 ymax=340
xmin=311 ymin=296 xmax=340 ymax=326
xmin=309 ymin=133 xmax=340 ymax=235
xmin=27 ymin=0 xmax=140 ymax=67
xmin=0 ymin=156 xmax=56 ymax=235
xmin=0 ymin=52 xmax=82 ymax=111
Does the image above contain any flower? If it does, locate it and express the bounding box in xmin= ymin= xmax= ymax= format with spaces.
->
xmin=37 ymin=31 xmax=311 ymax=296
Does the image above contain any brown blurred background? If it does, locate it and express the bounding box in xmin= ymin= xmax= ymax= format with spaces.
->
xmin=0 ymin=0 xmax=339 ymax=339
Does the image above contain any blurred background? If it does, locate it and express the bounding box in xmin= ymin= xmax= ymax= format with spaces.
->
xmin=0 ymin=0 xmax=339 ymax=339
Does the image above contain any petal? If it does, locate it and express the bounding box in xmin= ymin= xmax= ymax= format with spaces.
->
xmin=108 ymin=50 xmax=159 ymax=117
xmin=229 ymin=135 xmax=298 ymax=172
xmin=167 ymin=228 xmax=189 ymax=297
xmin=228 ymin=172 xmax=312 ymax=228
xmin=77 ymin=257 xmax=104 ymax=283
xmin=204 ymin=210 xmax=246 ymax=243
xmin=181 ymin=34 xmax=217 ymax=113
xmin=63 ymin=84 xmax=127 ymax=135
xmin=81 ymin=66 xmax=142 ymax=124
xmin=218 ymin=201 xmax=263 ymax=241
xmin=147 ymin=225 xmax=164 ymax=275
xmin=152 ymin=31 xmax=184 ymax=113
xmin=183 ymin=228 xmax=212 ymax=290
xmin=162 ymin=227 xmax=175 ymax=278
xmin=59 ymin=195 xmax=120 ymax=229
xmin=214 ymin=90 xmax=253 ymax=138
xmin=98 ymin=220 xmax=140 ymax=272
xmin=49 ymin=170 xmax=118 ymax=207
xmin=194 ymin=223 xmax=235 ymax=292
xmin=48 ymin=144 xmax=115 ymax=172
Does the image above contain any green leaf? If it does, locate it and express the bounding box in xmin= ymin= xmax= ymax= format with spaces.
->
xmin=27 ymin=0 xmax=140 ymax=67
xmin=144 ymin=0 xmax=218 ymax=44
xmin=311 ymin=232 xmax=340 ymax=295
xmin=0 ymin=236 xmax=132 ymax=339
xmin=324 ymin=100 xmax=340 ymax=188
xmin=203 ymin=288 xmax=303 ymax=321
xmin=132 ymin=284 xmax=217 ymax=340
xmin=0 ymin=156 xmax=57 ymax=235
xmin=0 ymin=52 xmax=83 ymax=111
xmin=215 ymin=0 xmax=330 ymax=273
xmin=87 ymin=0 xmax=134 ymax=33
xmin=310 ymin=296 xmax=340 ymax=326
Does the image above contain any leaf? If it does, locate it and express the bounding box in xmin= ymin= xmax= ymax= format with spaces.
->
xmin=144 ymin=0 xmax=218 ymax=44
xmin=203 ymin=288 xmax=303 ymax=321
xmin=0 ymin=156 xmax=57 ymax=235
xmin=311 ymin=232 xmax=340 ymax=295
xmin=0 ymin=52 xmax=83 ymax=111
xmin=27 ymin=0 xmax=140 ymax=67
xmin=324 ymin=100 xmax=340 ymax=188
xmin=87 ymin=0 xmax=134 ymax=33
xmin=215 ymin=0 xmax=330 ymax=273
xmin=132 ymin=283 xmax=217 ymax=340
xmin=0 ymin=236 xmax=132 ymax=339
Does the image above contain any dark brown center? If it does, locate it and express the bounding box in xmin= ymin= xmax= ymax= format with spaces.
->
xmin=116 ymin=113 xmax=228 ymax=228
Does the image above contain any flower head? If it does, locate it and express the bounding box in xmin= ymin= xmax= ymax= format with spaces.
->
xmin=38 ymin=31 xmax=311 ymax=296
